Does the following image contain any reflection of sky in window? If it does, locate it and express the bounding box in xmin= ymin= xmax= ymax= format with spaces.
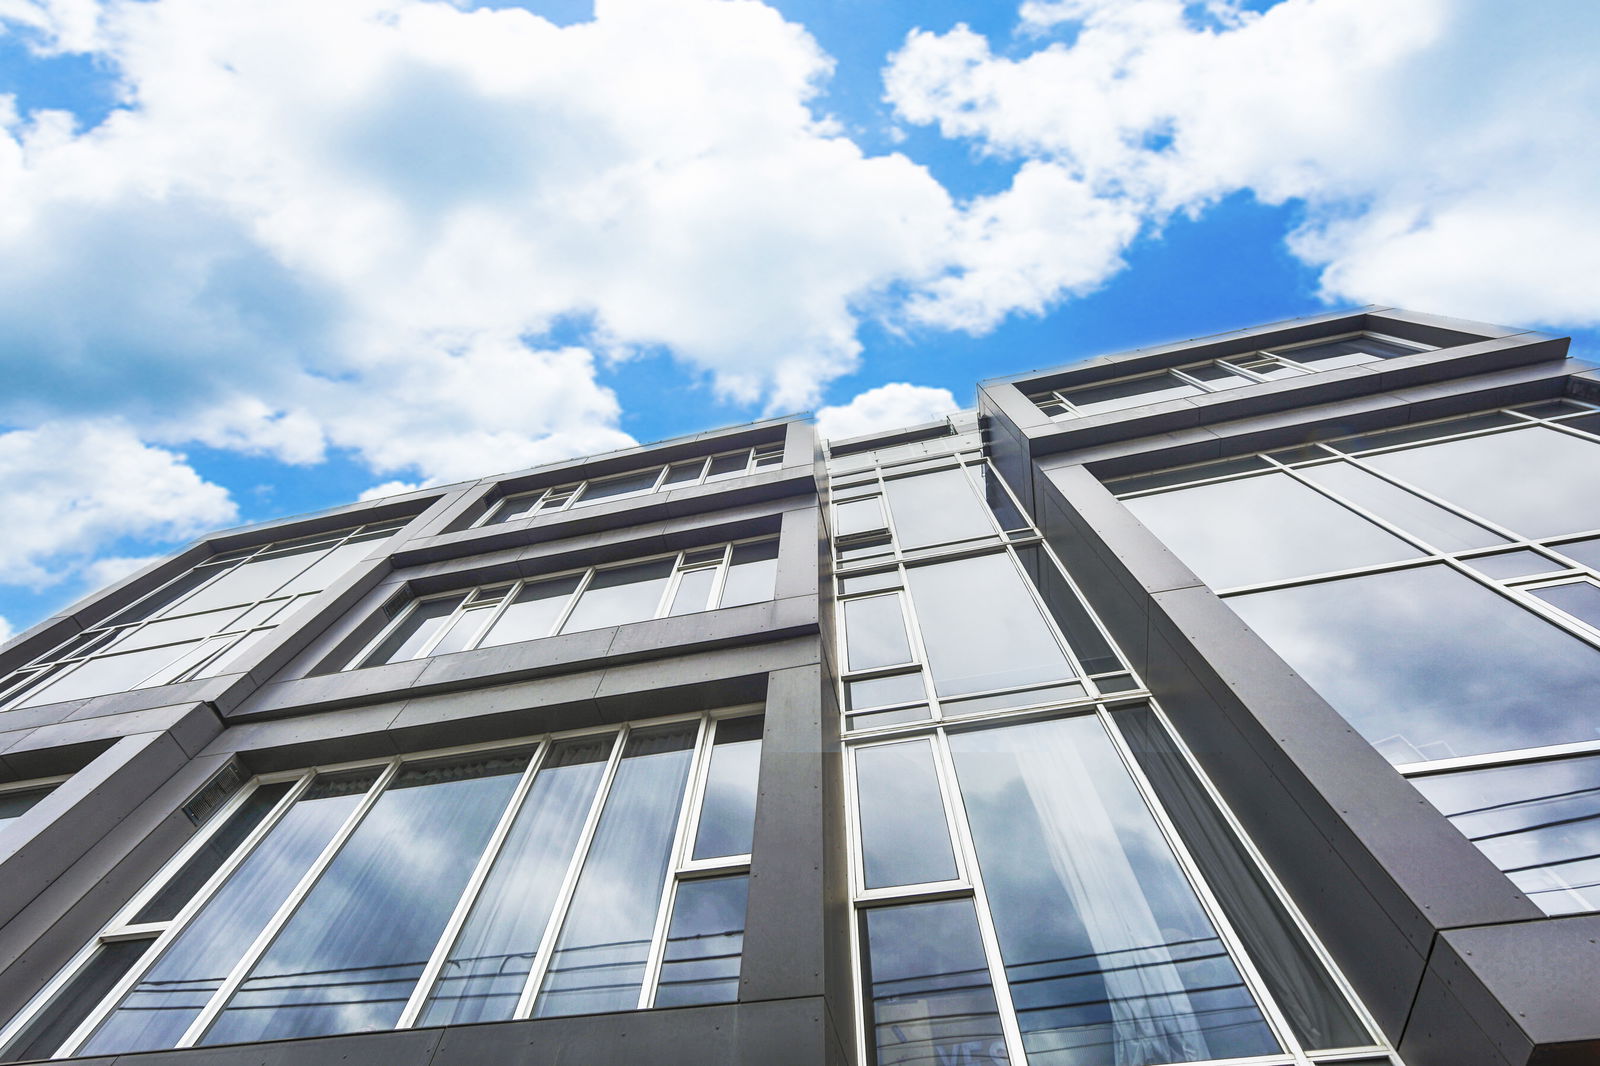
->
xmin=1230 ymin=564 xmax=1600 ymax=763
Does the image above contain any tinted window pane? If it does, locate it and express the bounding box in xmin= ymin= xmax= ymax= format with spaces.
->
xmin=428 ymin=606 xmax=495 ymax=657
xmin=719 ymin=540 xmax=780 ymax=608
xmin=420 ymin=738 xmax=612 ymax=1026
xmin=843 ymin=595 xmax=914 ymax=671
xmin=1280 ymin=335 xmax=1417 ymax=367
xmin=0 ymin=940 xmax=152 ymax=1062
xmin=705 ymin=452 xmax=748 ymax=481
xmin=534 ymin=726 xmax=696 ymax=1017
xmin=1229 ymin=565 xmax=1600 ymax=763
xmin=1123 ymin=472 xmax=1421 ymax=588
xmin=478 ymin=576 xmax=581 ymax=647
xmin=1361 ymin=426 xmax=1600 ymax=538
xmin=1554 ymin=538 xmax=1600 ymax=571
xmin=668 ymin=567 xmax=719 ymax=616
xmin=559 ymin=560 xmax=673 ymax=633
xmin=883 ymin=469 xmax=997 ymax=549
xmin=847 ymin=671 xmax=925 ymax=711
xmin=1298 ymin=462 xmax=1505 ymax=550
xmin=1530 ymin=581 xmax=1600 ymax=630
xmin=362 ymin=596 xmax=462 ymax=667
xmin=486 ymin=493 xmax=542 ymax=524
xmin=1461 ymin=549 xmax=1563 ymax=580
xmin=1183 ymin=362 xmax=1253 ymax=389
xmin=693 ymin=717 xmax=762 ymax=860
xmin=276 ymin=536 xmax=383 ymax=598
xmin=653 ymin=875 xmax=749 ymax=1008
xmin=862 ymin=899 xmax=1009 ymax=1066
xmin=1017 ymin=544 xmax=1122 ymax=675
xmin=663 ymin=459 xmax=706 ymax=486
xmin=16 ymin=645 xmax=185 ymax=707
xmin=837 ymin=497 xmax=887 ymax=538
xmin=573 ymin=468 xmax=660 ymax=506
xmin=856 ymin=740 xmax=957 ymax=889
xmin=0 ymin=784 xmax=54 ymax=828
xmin=1066 ymin=372 xmax=1203 ymax=414
xmin=1413 ymin=756 xmax=1600 ymax=915
xmin=133 ymin=783 xmax=294 ymax=924
xmin=202 ymin=755 xmax=527 ymax=1044
xmin=905 ymin=554 xmax=1075 ymax=697
xmin=82 ymin=771 xmax=378 ymax=1055
xmin=950 ymin=716 xmax=1279 ymax=1064
xmin=176 ymin=543 xmax=331 ymax=614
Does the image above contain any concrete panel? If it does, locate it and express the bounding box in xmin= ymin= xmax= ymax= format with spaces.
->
xmin=1435 ymin=917 xmax=1600 ymax=1056
xmin=105 ymin=1026 xmax=444 ymax=1066
xmin=202 ymin=703 xmax=406 ymax=772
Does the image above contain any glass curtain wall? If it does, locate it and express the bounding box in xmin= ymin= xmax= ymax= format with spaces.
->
xmin=829 ymin=440 xmax=1391 ymax=1066
xmin=1112 ymin=399 xmax=1600 ymax=915
xmin=0 ymin=713 xmax=762 ymax=1060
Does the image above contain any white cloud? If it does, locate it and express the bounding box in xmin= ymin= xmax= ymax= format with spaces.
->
xmin=357 ymin=480 xmax=422 ymax=501
xmin=82 ymin=553 xmax=164 ymax=589
xmin=0 ymin=421 xmax=235 ymax=587
xmin=0 ymin=614 xmax=12 ymax=646
xmin=816 ymin=383 xmax=961 ymax=440
xmin=886 ymin=0 xmax=1600 ymax=327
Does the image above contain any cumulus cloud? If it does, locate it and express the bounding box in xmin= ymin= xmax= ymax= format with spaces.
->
xmin=816 ymin=383 xmax=961 ymax=440
xmin=357 ymin=480 xmax=423 ymax=502
xmin=886 ymin=0 xmax=1600 ymax=326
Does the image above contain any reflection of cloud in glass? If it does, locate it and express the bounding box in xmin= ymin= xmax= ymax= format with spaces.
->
xmin=1230 ymin=564 xmax=1600 ymax=762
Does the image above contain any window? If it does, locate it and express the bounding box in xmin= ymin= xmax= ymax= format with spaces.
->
xmin=1028 ymin=332 xmax=1427 ymax=420
xmin=352 ymin=538 xmax=779 ymax=669
xmin=1111 ymin=400 xmax=1600 ymax=914
xmin=478 ymin=444 xmax=786 ymax=525
xmin=0 ymin=777 xmax=63 ymax=833
xmin=0 ymin=520 xmax=406 ymax=710
xmin=1 ymin=714 xmax=761 ymax=1058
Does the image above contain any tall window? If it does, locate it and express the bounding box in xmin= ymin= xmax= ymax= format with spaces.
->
xmin=0 ymin=713 xmax=762 ymax=1060
xmin=1113 ymin=399 xmax=1600 ymax=915
xmin=0 ymin=520 xmax=406 ymax=710
xmin=350 ymin=538 xmax=779 ymax=670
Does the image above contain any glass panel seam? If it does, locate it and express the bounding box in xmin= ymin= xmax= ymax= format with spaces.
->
xmin=639 ymin=717 xmax=714 ymax=1008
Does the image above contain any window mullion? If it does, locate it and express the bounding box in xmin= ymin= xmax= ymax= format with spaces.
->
xmin=512 ymin=727 xmax=630 ymax=1019
xmin=173 ymin=759 xmax=403 ymax=1049
xmin=654 ymin=553 xmax=690 ymax=620
xmin=414 ymin=597 xmax=474 ymax=659
xmin=464 ymin=580 xmax=523 ymax=652
xmin=638 ymin=715 xmax=714 ymax=1009
xmin=705 ymin=544 xmax=734 ymax=611
xmin=396 ymin=739 xmax=552 ymax=1029
xmin=547 ymin=567 xmax=596 ymax=636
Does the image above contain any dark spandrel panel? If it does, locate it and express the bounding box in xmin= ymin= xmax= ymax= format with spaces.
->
xmin=133 ymin=783 xmax=293 ymax=924
xmin=843 ymin=595 xmax=914 ymax=671
xmin=1116 ymin=706 xmax=1371 ymax=1050
xmin=1106 ymin=455 xmax=1272 ymax=496
xmin=862 ymin=899 xmax=1009 ymax=1066
xmin=692 ymin=717 xmax=762 ymax=860
xmin=1229 ymin=564 xmax=1600 ymax=763
xmin=1530 ymin=580 xmax=1600 ymax=631
xmin=1460 ymin=549 xmax=1564 ymax=580
xmin=949 ymin=716 xmax=1280 ymax=1065
xmin=1514 ymin=399 xmax=1588 ymax=420
xmin=1123 ymin=472 xmax=1421 ymax=589
xmin=1065 ymin=371 xmax=1204 ymax=415
xmin=970 ymin=464 xmax=1031 ymax=533
xmin=1553 ymin=537 xmax=1600 ymax=572
xmin=1361 ymin=426 xmax=1600 ymax=538
xmin=1016 ymin=544 xmax=1122 ymax=674
xmin=1298 ymin=462 xmax=1506 ymax=551
xmin=884 ymin=468 xmax=998 ymax=549
xmin=856 ymin=740 xmax=958 ymax=889
xmin=905 ymin=553 xmax=1076 ymax=697
xmin=653 ymin=875 xmax=749 ymax=1008
xmin=1562 ymin=412 xmax=1600 ymax=438
xmin=1327 ymin=412 xmax=1522 ymax=455
xmin=201 ymin=755 xmax=528 ymax=1045
xmin=1413 ymin=755 xmax=1600 ymax=916
xmin=479 ymin=575 xmax=582 ymax=647
xmin=420 ymin=737 xmax=612 ymax=1027
xmin=361 ymin=595 xmax=462 ymax=667
xmin=0 ymin=939 xmax=152 ymax=1062
xmin=558 ymin=559 xmax=674 ymax=633
xmin=81 ymin=769 xmax=380 ymax=1055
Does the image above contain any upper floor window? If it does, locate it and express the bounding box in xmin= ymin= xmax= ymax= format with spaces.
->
xmin=479 ymin=443 xmax=786 ymax=525
xmin=351 ymin=537 xmax=780 ymax=670
xmin=0 ymin=777 xmax=63 ymax=834
xmin=0 ymin=520 xmax=406 ymax=710
xmin=1027 ymin=332 xmax=1427 ymax=419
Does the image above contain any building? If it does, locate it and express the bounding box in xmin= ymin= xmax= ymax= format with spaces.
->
xmin=0 ymin=305 xmax=1596 ymax=1066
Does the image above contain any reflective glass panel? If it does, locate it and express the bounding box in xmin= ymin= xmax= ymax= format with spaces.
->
xmin=133 ymin=783 xmax=294 ymax=924
xmin=1182 ymin=362 xmax=1252 ymax=389
xmin=1279 ymin=335 xmax=1418 ymax=368
xmin=1327 ymin=413 xmax=1520 ymax=454
xmin=81 ymin=771 xmax=379 ymax=1055
xmin=478 ymin=576 xmax=582 ymax=647
xmin=653 ymin=875 xmax=749 ymax=1008
xmin=1360 ymin=426 xmax=1600 ymax=538
xmin=428 ymin=606 xmax=495 ymax=657
xmin=558 ymin=560 xmax=674 ymax=634
xmin=420 ymin=738 xmax=612 ymax=1026
xmin=1529 ymin=580 xmax=1600 ymax=631
xmin=883 ymin=468 xmax=997 ymax=549
xmin=107 ymin=607 xmax=245 ymax=653
xmin=693 ymin=717 xmax=763 ymax=860
xmin=1413 ymin=755 xmax=1600 ymax=916
xmin=847 ymin=672 xmax=926 ymax=711
xmin=905 ymin=554 xmax=1075 ymax=697
xmin=862 ymin=899 xmax=1009 ymax=1066
xmin=663 ymin=460 xmax=706 ymax=486
xmin=1123 ymin=472 xmax=1421 ymax=588
xmin=486 ymin=493 xmax=542 ymax=524
xmin=1298 ymin=463 xmax=1505 ymax=550
xmin=843 ymin=595 xmax=914 ymax=671
xmin=0 ymin=940 xmax=152 ymax=1062
xmin=534 ymin=726 xmax=697 ymax=1017
xmin=950 ymin=717 xmax=1279 ymax=1065
xmin=16 ymin=645 xmax=186 ymax=708
xmin=202 ymin=755 xmax=527 ymax=1044
xmin=855 ymin=740 xmax=957 ymax=889
xmin=175 ymin=542 xmax=330 ymax=615
xmin=1461 ymin=549 xmax=1563 ymax=580
xmin=573 ymin=469 xmax=661 ymax=506
xmin=668 ymin=567 xmax=719 ymax=616
xmin=1229 ymin=565 xmax=1600 ymax=763
xmin=0 ymin=784 xmax=54 ymax=828
xmin=706 ymin=452 xmax=749 ymax=481
xmin=361 ymin=596 xmax=463 ymax=667
xmin=1065 ymin=373 xmax=1204 ymax=415
xmin=1554 ymin=538 xmax=1600 ymax=571
xmin=837 ymin=497 xmax=888 ymax=539
xmin=719 ymin=540 xmax=780 ymax=608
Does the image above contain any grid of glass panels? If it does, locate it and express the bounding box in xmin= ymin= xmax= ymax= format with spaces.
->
xmin=1110 ymin=398 xmax=1600 ymax=915
xmin=830 ymin=453 xmax=1134 ymax=731
xmin=0 ymin=713 xmax=762 ymax=1059
xmin=0 ymin=520 xmax=407 ymax=710
xmin=349 ymin=538 xmax=780 ymax=670
xmin=1027 ymin=333 xmax=1428 ymax=420
xmin=478 ymin=443 xmax=786 ymax=525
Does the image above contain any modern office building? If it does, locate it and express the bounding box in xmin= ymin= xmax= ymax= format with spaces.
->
xmin=0 ymin=306 xmax=1596 ymax=1066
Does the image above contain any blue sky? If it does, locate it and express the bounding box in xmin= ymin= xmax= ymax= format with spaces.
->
xmin=0 ymin=0 xmax=1596 ymax=636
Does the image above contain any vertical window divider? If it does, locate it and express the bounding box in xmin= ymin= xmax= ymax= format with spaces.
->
xmin=54 ymin=772 xmax=319 ymax=1059
xmin=412 ymin=596 xmax=477 ymax=660
xmin=173 ymin=758 xmax=403 ymax=1049
xmin=653 ymin=552 xmax=691 ymax=620
xmin=705 ymin=544 xmax=734 ymax=611
xmin=547 ymin=566 xmax=597 ymax=637
xmin=459 ymin=581 xmax=523 ymax=653
xmin=396 ymin=740 xmax=552 ymax=1030
xmin=637 ymin=715 xmax=713 ymax=1010
xmin=1094 ymin=707 xmax=1309 ymax=1062
xmin=512 ymin=727 xmax=631 ymax=1020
